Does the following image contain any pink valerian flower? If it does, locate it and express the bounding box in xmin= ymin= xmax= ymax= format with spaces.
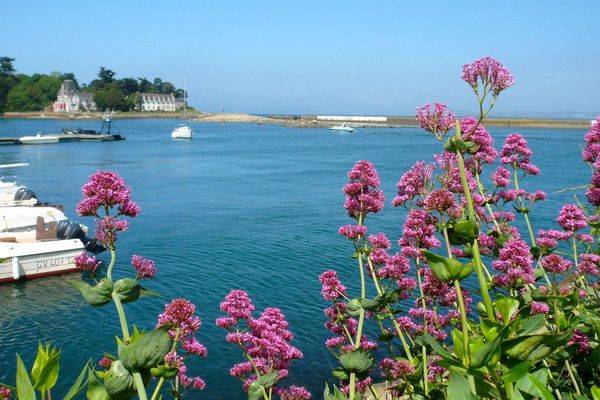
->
xmin=131 ymin=254 xmax=156 ymax=279
xmin=341 ymin=377 xmax=372 ymax=396
xmin=398 ymin=209 xmax=440 ymax=260
xmin=477 ymin=232 xmax=498 ymax=256
xmin=461 ymin=56 xmax=514 ymax=97
xmin=415 ymin=103 xmax=456 ymax=140
xmin=392 ymin=161 xmax=435 ymax=207
xmin=369 ymin=233 xmax=391 ymax=249
xmin=338 ymin=224 xmax=366 ymax=240
xmin=380 ymin=358 xmax=415 ymax=379
xmin=324 ymin=303 xmax=357 ymax=337
xmin=0 ymin=387 xmax=12 ymax=400
xmin=183 ymin=338 xmax=208 ymax=357
xmin=577 ymin=233 xmax=594 ymax=244
xmin=163 ymin=352 xmax=206 ymax=391
xmin=493 ymin=211 xmax=515 ymax=222
xmin=428 ymin=356 xmax=448 ymax=383
xmin=377 ymin=253 xmax=411 ymax=282
xmin=583 ymin=119 xmax=600 ymax=206
xmin=77 ymin=171 xmax=140 ymax=217
xmin=98 ymin=356 xmax=113 ymax=369
xmin=500 ymin=133 xmax=539 ymax=175
xmin=460 ymin=117 xmax=498 ymax=168
xmin=219 ymin=289 xmax=255 ymax=320
xmin=423 ymin=189 xmax=456 ymax=213
xmin=95 ymin=216 xmax=128 ymax=246
xmin=319 ymin=270 xmax=347 ymax=301
xmin=434 ymin=152 xmax=477 ymax=193
xmin=525 ymin=190 xmax=546 ymax=202
xmin=278 ymin=386 xmax=312 ymax=400
xmin=74 ymin=253 xmax=101 ymax=274
xmin=541 ymin=254 xmax=572 ymax=274
xmin=492 ymin=238 xmax=535 ymax=288
xmin=536 ymin=229 xmax=573 ymax=249
xmin=218 ymin=293 xmax=304 ymax=393
xmin=578 ymin=254 xmax=600 ymax=276
xmin=343 ymin=161 xmax=384 ymax=219
xmin=530 ymin=301 xmax=550 ymax=315
xmin=568 ymin=330 xmax=592 ymax=354
xmin=557 ymin=204 xmax=588 ymax=231
xmin=157 ymin=298 xmax=202 ymax=339
xmin=491 ymin=166 xmax=511 ymax=188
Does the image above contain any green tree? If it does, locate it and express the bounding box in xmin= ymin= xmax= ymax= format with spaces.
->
xmin=94 ymin=84 xmax=127 ymax=111
xmin=137 ymin=77 xmax=153 ymax=93
xmin=6 ymin=73 xmax=64 ymax=111
xmin=118 ymin=78 xmax=139 ymax=95
xmin=0 ymin=56 xmax=18 ymax=112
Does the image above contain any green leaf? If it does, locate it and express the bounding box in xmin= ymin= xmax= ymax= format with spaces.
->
xmin=526 ymin=373 xmax=555 ymax=400
xmin=120 ymin=326 xmax=172 ymax=370
xmin=339 ymin=350 xmax=374 ymax=374
xmin=448 ymin=218 xmax=479 ymax=245
xmin=86 ymin=369 xmax=110 ymax=400
xmin=332 ymin=367 xmax=349 ymax=381
xmin=31 ymin=342 xmax=61 ymax=392
xmin=113 ymin=278 xmax=141 ymax=304
xmin=16 ymin=354 xmax=36 ymax=400
xmin=447 ymin=369 xmax=478 ymax=400
xmin=139 ymin=285 xmax=161 ymax=298
xmin=495 ymin=295 xmax=519 ymax=325
xmin=103 ymin=360 xmax=135 ymax=400
xmin=256 ymin=371 xmax=278 ymax=389
xmin=421 ymin=333 xmax=462 ymax=368
xmin=247 ymin=380 xmax=264 ymax=400
xmin=516 ymin=315 xmax=547 ymax=336
xmin=470 ymin=334 xmax=502 ymax=368
xmin=69 ymin=278 xmax=113 ymax=307
xmin=423 ymin=251 xmax=452 ymax=282
xmin=502 ymin=361 xmax=532 ymax=383
xmin=63 ymin=360 xmax=90 ymax=400
xmin=346 ymin=298 xmax=362 ymax=317
xmin=591 ymin=385 xmax=600 ymax=400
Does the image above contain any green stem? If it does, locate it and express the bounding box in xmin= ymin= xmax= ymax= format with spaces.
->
xmin=150 ymin=378 xmax=165 ymax=400
xmin=112 ymin=292 xmax=130 ymax=340
xmin=565 ymin=360 xmax=582 ymax=395
xmin=133 ymin=373 xmax=148 ymax=400
xmin=107 ymin=248 xmax=116 ymax=281
xmin=505 ymin=381 xmax=516 ymax=400
xmin=454 ymin=142 xmax=495 ymax=320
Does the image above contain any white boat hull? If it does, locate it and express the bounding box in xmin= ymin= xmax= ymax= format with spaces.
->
xmin=330 ymin=127 xmax=354 ymax=133
xmin=19 ymin=135 xmax=59 ymax=145
xmin=171 ymin=125 xmax=193 ymax=139
xmin=0 ymin=239 xmax=84 ymax=283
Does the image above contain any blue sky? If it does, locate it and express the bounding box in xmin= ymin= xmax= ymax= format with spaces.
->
xmin=4 ymin=0 xmax=600 ymax=116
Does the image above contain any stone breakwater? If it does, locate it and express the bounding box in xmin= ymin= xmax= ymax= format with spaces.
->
xmin=1 ymin=111 xmax=593 ymax=129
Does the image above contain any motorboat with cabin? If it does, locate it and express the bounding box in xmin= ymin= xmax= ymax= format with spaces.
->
xmin=330 ymin=123 xmax=355 ymax=133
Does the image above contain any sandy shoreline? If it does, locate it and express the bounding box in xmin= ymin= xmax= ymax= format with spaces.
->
xmin=0 ymin=111 xmax=593 ymax=129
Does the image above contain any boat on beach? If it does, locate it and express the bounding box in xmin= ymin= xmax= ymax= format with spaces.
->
xmin=18 ymin=133 xmax=59 ymax=145
xmin=330 ymin=123 xmax=354 ymax=133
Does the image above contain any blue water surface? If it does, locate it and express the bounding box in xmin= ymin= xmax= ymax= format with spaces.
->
xmin=0 ymin=118 xmax=591 ymax=398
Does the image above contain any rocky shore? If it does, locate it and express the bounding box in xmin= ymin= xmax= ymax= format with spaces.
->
xmin=1 ymin=111 xmax=593 ymax=129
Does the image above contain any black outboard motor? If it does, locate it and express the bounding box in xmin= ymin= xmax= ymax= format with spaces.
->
xmin=14 ymin=187 xmax=39 ymax=204
xmin=56 ymin=220 xmax=106 ymax=254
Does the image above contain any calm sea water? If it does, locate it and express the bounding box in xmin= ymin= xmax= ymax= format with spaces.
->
xmin=0 ymin=118 xmax=591 ymax=398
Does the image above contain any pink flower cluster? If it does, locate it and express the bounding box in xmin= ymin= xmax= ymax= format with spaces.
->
xmin=541 ymin=254 xmax=572 ymax=274
xmin=500 ymin=133 xmax=539 ymax=175
xmin=0 ymin=387 xmax=11 ymax=400
xmin=461 ymin=56 xmax=514 ymax=97
xmin=415 ymin=103 xmax=455 ymax=140
xmin=392 ymin=161 xmax=435 ymax=207
xmin=379 ymin=358 xmax=415 ymax=379
xmin=319 ymin=270 xmax=347 ymax=301
xmin=338 ymin=224 xmax=366 ymax=240
xmin=217 ymin=290 xmax=307 ymax=396
xmin=557 ymin=204 xmax=587 ymax=231
xmin=131 ymin=254 xmax=156 ymax=279
xmin=74 ymin=253 xmax=101 ymax=274
xmin=76 ymin=171 xmax=140 ymax=217
xmin=491 ymin=238 xmax=534 ymax=288
xmin=398 ymin=209 xmax=440 ymax=259
xmin=583 ymin=117 xmax=600 ymax=205
xmin=460 ymin=117 xmax=498 ymax=168
xmin=343 ymin=161 xmax=384 ymax=219
xmin=157 ymin=298 xmax=207 ymax=391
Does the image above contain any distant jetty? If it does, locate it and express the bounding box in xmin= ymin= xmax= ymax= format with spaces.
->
xmin=1 ymin=111 xmax=593 ymax=129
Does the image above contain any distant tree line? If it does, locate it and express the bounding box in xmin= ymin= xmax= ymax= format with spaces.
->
xmin=0 ymin=57 xmax=185 ymax=113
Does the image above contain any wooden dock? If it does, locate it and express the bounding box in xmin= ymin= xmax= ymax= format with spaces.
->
xmin=0 ymin=133 xmax=125 ymax=145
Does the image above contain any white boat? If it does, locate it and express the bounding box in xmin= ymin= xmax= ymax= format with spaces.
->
xmin=171 ymin=124 xmax=193 ymax=139
xmin=171 ymin=77 xmax=193 ymax=140
xmin=0 ymin=217 xmax=85 ymax=283
xmin=0 ymin=164 xmax=38 ymax=206
xmin=0 ymin=206 xmax=66 ymax=232
xmin=18 ymin=133 xmax=59 ymax=145
xmin=330 ymin=123 xmax=354 ymax=133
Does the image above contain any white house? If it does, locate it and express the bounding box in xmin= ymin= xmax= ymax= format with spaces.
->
xmin=52 ymin=80 xmax=96 ymax=112
xmin=138 ymin=93 xmax=181 ymax=112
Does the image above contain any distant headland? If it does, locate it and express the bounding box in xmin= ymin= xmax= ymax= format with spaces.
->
xmin=0 ymin=111 xmax=593 ymax=129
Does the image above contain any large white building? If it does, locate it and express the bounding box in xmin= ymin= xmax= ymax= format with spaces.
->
xmin=52 ymin=80 xmax=96 ymax=112
xmin=138 ymin=93 xmax=184 ymax=112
